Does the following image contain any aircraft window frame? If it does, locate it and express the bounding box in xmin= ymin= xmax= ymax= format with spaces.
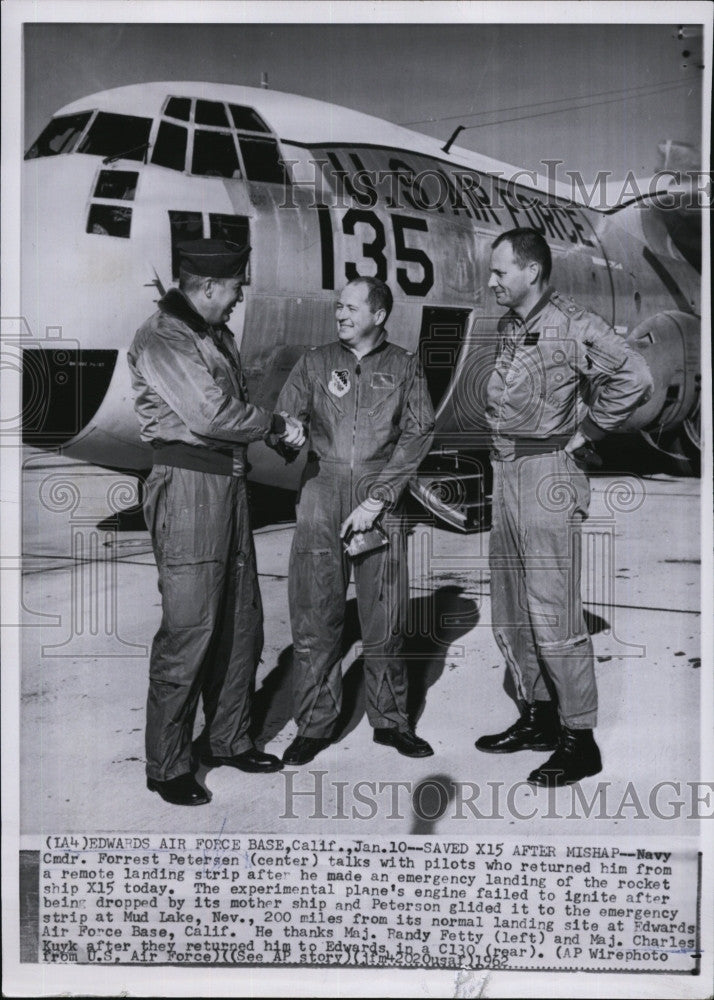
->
xmin=24 ymin=111 xmax=94 ymax=159
xmin=92 ymin=170 xmax=139 ymax=201
xmin=191 ymin=129 xmax=242 ymax=179
xmin=154 ymin=95 xmax=290 ymax=183
xmin=75 ymin=111 xmax=153 ymax=162
xmin=208 ymin=214 xmax=251 ymax=283
xmin=151 ymin=120 xmax=189 ymax=172
xmin=166 ymin=211 xmax=252 ymax=282
xmin=168 ymin=209 xmax=205 ymax=278
xmin=164 ymin=96 xmax=192 ymax=122
xmin=195 ymin=100 xmax=231 ymax=128
xmin=228 ymin=104 xmax=271 ymax=134
xmin=86 ymin=203 xmax=133 ymax=239
xmin=87 ymin=167 xmax=138 ymax=237
xmin=238 ymin=136 xmax=290 ymax=186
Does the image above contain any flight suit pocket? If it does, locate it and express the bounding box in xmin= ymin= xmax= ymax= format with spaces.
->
xmin=367 ymin=380 xmax=404 ymax=433
xmin=289 ymin=547 xmax=343 ymax=640
xmin=161 ymin=563 xmax=219 ymax=629
xmin=562 ymin=451 xmax=591 ymax=518
xmin=143 ymin=466 xmax=171 ymax=558
xmin=315 ymin=378 xmax=347 ymax=415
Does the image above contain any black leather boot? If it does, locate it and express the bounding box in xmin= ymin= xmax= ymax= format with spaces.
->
xmin=373 ymin=728 xmax=434 ymax=758
xmin=527 ymin=727 xmax=602 ymax=786
xmin=147 ymin=773 xmax=210 ymax=806
xmin=475 ymin=701 xmax=560 ymax=753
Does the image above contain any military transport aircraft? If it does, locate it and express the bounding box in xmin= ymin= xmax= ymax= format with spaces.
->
xmin=21 ymin=82 xmax=701 ymax=530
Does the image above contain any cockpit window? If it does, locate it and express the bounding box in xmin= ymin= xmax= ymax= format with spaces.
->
xmin=228 ymin=105 xmax=270 ymax=133
xmin=76 ymin=112 xmax=152 ymax=161
xmin=93 ymin=170 xmax=138 ymax=200
xmin=239 ymin=137 xmax=288 ymax=185
xmin=192 ymin=131 xmax=240 ymax=178
xmin=164 ymin=97 xmax=191 ymax=122
xmin=195 ymin=100 xmax=230 ymax=128
xmin=25 ymin=112 xmax=92 ymax=159
xmin=152 ymin=121 xmax=188 ymax=172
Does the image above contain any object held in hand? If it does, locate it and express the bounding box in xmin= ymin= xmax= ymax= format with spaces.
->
xmin=343 ymin=525 xmax=389 ymax=558
xmin=569 ymin=442 xmax=602 ymax=470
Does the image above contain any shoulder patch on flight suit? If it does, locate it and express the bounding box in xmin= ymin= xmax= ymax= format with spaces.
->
xmin=550 ymin=291 xmax=585 ymax=320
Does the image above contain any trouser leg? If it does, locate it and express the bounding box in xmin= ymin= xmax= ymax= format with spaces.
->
xmin=354 ymin=509 xmax=410 ymax=731
xmin=201 ymin=479 xmax=263 ymax=755
xmin=489 ymin=460 xmax=547 ymax=706
xmin=288 ymin=475 xmax=349 ymax=737
xmin=519 ymin=453 xmax=597 ymax=729
xmin=143 ymin=467 xmax=233 ymax=781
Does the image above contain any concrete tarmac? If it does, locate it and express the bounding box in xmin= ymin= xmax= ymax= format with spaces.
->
xmin=19 ymin=449 xmax=701 ymax=836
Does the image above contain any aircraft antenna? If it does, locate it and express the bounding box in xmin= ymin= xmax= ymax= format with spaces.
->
xmin=261 ymin=72 xmax=269 ymax=89
xmin=145 ymin=268 xmax=166 ymax=299
xmin=442 ymin=126 xmax=465 ymax=154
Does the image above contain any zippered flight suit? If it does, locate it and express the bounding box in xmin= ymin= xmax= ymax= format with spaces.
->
xmin=128 ymin=289 xmax=284 ymax=781
xmin=276 ymin=340 xmax=435 ymax=737
xmin=485 ymin=288 xmax=653 ymax=727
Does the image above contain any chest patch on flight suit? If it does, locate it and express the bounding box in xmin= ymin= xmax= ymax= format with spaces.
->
xmin=371 ymin=372 xmax=396 ymax=389
xmin=328 ymin=369 xmax=351 ymax=397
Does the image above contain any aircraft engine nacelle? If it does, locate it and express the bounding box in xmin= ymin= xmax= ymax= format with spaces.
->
xmin=409 ymin=308 xmax=701 ymax=530
xmin=618 ymin=311 xmax=700 ymax=473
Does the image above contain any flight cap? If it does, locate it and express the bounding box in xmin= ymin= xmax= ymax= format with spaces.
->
xmin=178 ymin=239 xmax=251 ymax=278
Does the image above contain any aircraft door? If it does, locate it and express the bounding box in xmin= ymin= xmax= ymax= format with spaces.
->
xmin=419 ymin=307 xmax=472 ymax=411
xmin=418 ymin=307 xmax=497 ymax=450
xmin=410 ymin=306 xmax=496 ymax=531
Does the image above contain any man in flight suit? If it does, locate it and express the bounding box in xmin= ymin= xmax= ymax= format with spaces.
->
xmin=128 ymin=239 xmax=305 ymax=805
xmin=477 ymin=228 xmax=653 ymax=786
xmin=275 ymin=277 xmax=436 ymax=765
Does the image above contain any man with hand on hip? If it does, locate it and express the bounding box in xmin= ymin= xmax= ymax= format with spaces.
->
xmin=478 ymin=228 xmax=653 ymax=786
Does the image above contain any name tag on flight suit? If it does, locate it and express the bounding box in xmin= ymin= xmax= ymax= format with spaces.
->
xmin=371 ymin=372 xmax=395 ymax=389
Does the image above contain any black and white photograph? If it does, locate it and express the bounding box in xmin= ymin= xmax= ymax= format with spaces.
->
xmin=2 ymin=1 xmax=712 ymax=996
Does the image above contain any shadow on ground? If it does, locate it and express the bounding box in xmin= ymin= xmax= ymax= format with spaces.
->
xmin=252 ymin=585 xmax=478 ymax=747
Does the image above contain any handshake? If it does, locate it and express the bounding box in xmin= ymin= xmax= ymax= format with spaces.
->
xmin=278 ymin=411 xmax=306 ymax=449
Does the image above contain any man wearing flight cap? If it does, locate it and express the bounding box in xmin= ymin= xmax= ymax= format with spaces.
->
xmin=129 ymin=239 xmax=305 ymax=806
